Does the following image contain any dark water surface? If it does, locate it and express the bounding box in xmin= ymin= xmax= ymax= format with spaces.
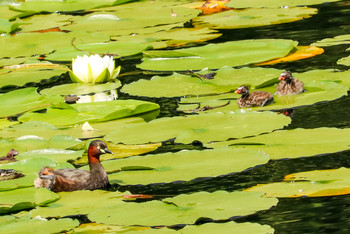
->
xmin=116 ymin=1 xmax=350 ymax=233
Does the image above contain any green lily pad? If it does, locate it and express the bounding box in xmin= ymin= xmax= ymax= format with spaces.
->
xmin=18 ymin=13 xmax=73 ymax=32
xmin=45 ymin=42 xmax=151 ymax=61
xmin=138 ymin=39 xmax=297 ymax=71
xmin=193 ymin=7 xmax=317 ymax=29
xmin=112 ymin=27 xmax=222 ymax=50
xmin=0 ymin=17 xmax=19 ymax=34
xmin=0 ymin=31 xmax=110 ymax=58
xmin=121 ymin=73 xmax=230 ymax=98
xmin=0 ymin=215 xmax=79 ymax=234
xmin=311 ymin=34 xmax=350 ymax=47
xmin=88 ymin=191 xmax=278 ymax=226
xmin=9 ymin=0 xmax=134 ymax=13
xmin=73 ymin=223 xmax=152 ymax=233
xmin=0 ymin=119 xmax=17 ymax=130
xmin=226 ymin=0 xmax=342 ymax=8
xmin=180 ymin=222 xmax=274 ymax=234
xmin=337 ymin=55 xmax=350 ymax=66
xmin=40 ymin=82 xmax=121 ymax=96
xmin=208 ymin=128 xmax=350 ymax=160
xmin=294 ymin=69 xmax=350 ymax=88
xmin=31 ymin=190 xmax=129 ymax=218
xmin=0 ymin=157 xmax=74 ymax=174
xmin=247 ymin=167 xmax=350 ymax=198
xmin=0 ymin=57 xmax=28 ymax=67
xmin=105 ymin=111 xmax=291 ymax=144
xmin=0 ymin=65 xmax=67 ymax=90
xmin=19 ymin=99 xmax=160 ymax=126
xmin=16 ymin=149 xmax=84 ymax=163
xmin=0 ymin=87 xmax=64 ymax=118
xmin=0 ymin=173 xmax=37 ymax=191
xmin=86 ymin=148 xmax=269 ymax=185
xmin=0 ymin=187 xmax=59 ymax=214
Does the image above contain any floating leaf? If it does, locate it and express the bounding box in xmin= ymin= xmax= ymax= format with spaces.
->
xmin=246 ymin=167 xmax=350 ymax=198
xmin=18 ymin=13 xmax=73 ymax=32
xmin=73 ymin=223 xmax=151 ymax=233
xmin=226 ymin=0 xmax=342 ymax=8
xmin=40 ymin=81 xmax=121 ymax=96
xmin=19 ymin=100 xmax=160 ymax=126
xmin=31 ymin=190 xmax=129 ymax=218
xmin=88 ymin=191 xmax=278 ymax=226
xmin=91 ymin=148 xmax=269 ymax=185
xmin=0 ymin=188 xmax=59 ymax=214
xmin=208 ymin=128 xmax=350 ymax=160
xmin=193 ymin=7 xmax=317 ymax=29
xmin=337 ymin=55 xmax=350 ymax=66
xmin=121 ymin=73 xmax=229 ymax=98
xmin=138 ymin=39 xmax=297 ymax=71
xmin=16 ymin=149 xmax=84 ymax=163
xmin=311 ymin=34 xmax=350 ymax=47
xmin=105 ymin=111 xmax=291 ymax=144
xmin=45 ymin=42 xmax=151 ymax=61
xmin=194 ymin=0 xmax=230 ymax=15
xmin=0 ymin=173 xmax=37 ymax=191
xmin=0 ymin=215 xmax=79 ymax=234
xmin=257 ymin=46 xmax=324 ymax=65
xmin=0 ymin=17 xmax=19 ymax=34
xmin=0 ymin=31 xmax=110 ymax=58
xmin=0 ymin=157 xmax=74 ymax=174
xmin=180 ymin=222 xmax=274 ymax=234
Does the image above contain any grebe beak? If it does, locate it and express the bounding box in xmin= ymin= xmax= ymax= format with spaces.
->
xmin=234 ymin=90 xmax=241 ymax=94
xmin=101 ymin=148 xmax=112 ymax=154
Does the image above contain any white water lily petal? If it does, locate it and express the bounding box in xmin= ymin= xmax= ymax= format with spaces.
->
xmin=70 ymin=54 xmax=118 ymax=83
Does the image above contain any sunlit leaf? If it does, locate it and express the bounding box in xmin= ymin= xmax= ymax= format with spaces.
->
xmin=0 ymin=215 xmax=79 ymax=234
xmin=208 ymin=128 xmax=350 ymax=160
xmin=180 ymin=222 xmax=274 ymax=234
xmin=226 ymin=0 xmax=342 ymax=8
xmin=311 ymin=34 xmax=350 ymax=47
xmin=337 ymin=55 xmax=350 ymax=66
xmin=138 ymin=39 xmax=297 ymax=71
xmin=73 ymin=223 xmax=151 ymax=233
xmin=105 ymin=111 xmax=291 ymax=144
xmin=16 ymin=149 xmax=84 ymax=163
xmin=0 ymin=188 xmax=59 ymax=214
xmin=193 ymin=7 xmax=317 ymax=29
xmin=246 ymin=167 xmax=350 ymax=197
xmin=88 ymin=191 xmax=278 ymax=226
xmin=91 ymin=148 xmax=269 ymax=185
xmin=31 ymin=190 xmax=129 ymax=218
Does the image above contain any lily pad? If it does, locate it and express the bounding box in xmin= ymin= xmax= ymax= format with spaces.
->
xmin=45 ymin=42 xmax=151 ymax=61
xmin=16 ymin=149 xmax=84 ymax=163
xmin=294 ymin=69 xmax=350 ymax=88
xmin=19 ymin=99 xmax=160 ymax=126
xmin=9 ymin=0 xmax=134 ymax=13
xmin=121 ymin=73 xmax=230 ymax=98
xmin=180 ymin=222 xmax=274 ymax=234
xmin=88 ymin=191 xmax=278 ymax=226
xmin=311 ymin=34 xmax=350 ymax=47
xmin=73 ymin=223 xmax=151 ymax=233
xmin=0 ymin=31 xmax=110 ymax=59
xmin=193 ymin=7 xmax=317 ymax=29
xmin=0 ymin=187 xmax=59 ymax=214
xmin=31 ymin=190 xmax=129 ymax=218
xmin=246 ymin=167 xmax=350 ymax=198
xmin=87 ymin=148 xmax=270 ymax=185
xmin=18 ymin=13 xmax=73 ymax=32
xmin=138 ymin=39 xmax=298 ymax=71
xmin=337 ymin=55 xmax=350 ymax=66
xmin=0 ymin=157 xmax=74 ymax=174
xmin=104 ymin=111 xmax=291 ymax=144
xmin=40 ymin=82 xmax=121 ymax=96
xmin=0 ymin=17 xmax=19 ymax=34
xmin=208 ymin=128 xmax=350 ymax=160
xmin=0 ymin=87 xmax=64 ymax=118
xmin=226 ymin=0 xmax=342 ymax=8
xmin=0 ymin=173 xmax=37 ymax=191
xmin=0 ymin=215 xmax=79 ymax=234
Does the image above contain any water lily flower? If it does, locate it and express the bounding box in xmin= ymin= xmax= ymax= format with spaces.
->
xmin=69 ymin=54 xmax=121 ymax=83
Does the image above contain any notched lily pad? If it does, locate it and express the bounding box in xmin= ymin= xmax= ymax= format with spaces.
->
xmin=0 ymin=187 xmax=59 ymax=214
xmin=88 ymin=191 xmax=278 ymax=226
xmin=246 ymin=167 xmax=350 ymax=198
xmin=104 ymin=111 xmax=291 ymax=144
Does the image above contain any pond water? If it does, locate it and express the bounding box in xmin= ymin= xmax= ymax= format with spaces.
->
xmin=118 ymin=1 xmax=350 ymax=233
xmin=2 ymin=0 xmax=350 ymax=233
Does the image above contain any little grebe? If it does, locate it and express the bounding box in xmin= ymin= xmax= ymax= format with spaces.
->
xmin=34 ymin=140 xmax=112 ymax=192
xmin=235 ymin=85 xmax=274 ymax=108
xmin=276 ymin=71 xmax=305 ymax=95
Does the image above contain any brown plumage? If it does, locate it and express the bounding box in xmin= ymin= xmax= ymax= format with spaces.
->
xmin=34 ymin=140 xmax=112 ymax=192
xmin=235 ymin=86 xmax=274 ymax=108
xmin=276 ymin=71 xmax=305 ymax=95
